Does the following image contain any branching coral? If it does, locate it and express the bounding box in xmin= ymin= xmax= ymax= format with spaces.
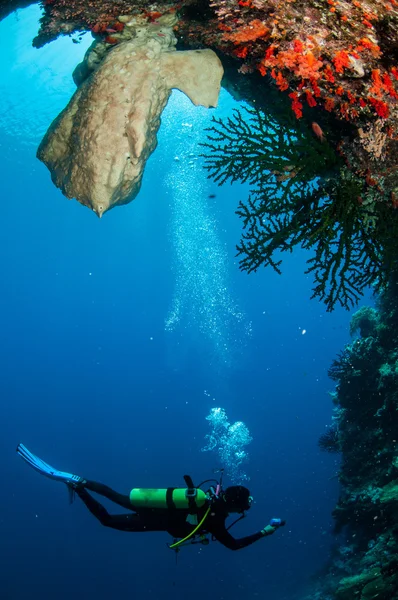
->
xmin=318 ymin=425 xmax=341 ymax=453
xmin=201 ymin=105 xmax=398 ymax=311
xmin=328 ymin=348 xmax=356 ymax=381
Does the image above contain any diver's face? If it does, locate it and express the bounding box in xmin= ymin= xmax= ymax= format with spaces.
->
xmin=225 ymin=494 xmax=253 ymax=513
xmin=240 ymin=495 xmax=253 ymax=512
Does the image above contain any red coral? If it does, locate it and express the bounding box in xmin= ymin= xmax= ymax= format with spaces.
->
xmin=289 ymin=92 xmax=303 ymax=119
xmin=306 ymin=90 xmax=317 ymax=107
xmin=324 ymin=97 xmax=335 ymax=111
xmin=356 ymin=38 xmax=381 ymax=57
xmin=369 ymin=69 xmax=398 ymax=100
xmin=310 ymin=78 xmax=321 ymax=97
xmin=91 ymin=22 xmax=109 ymax=33
xmin=112 ymin=22 xmax=124 ymax=32
xmin=145 ymin=11 xmax=163 ymax=21
xmin=339 ymin=102 xmax=350 ymax=120
xmin=369 ymin=69 xmax=383 ymax=97
xmin=323 ymin=65 xmax=335 ymax=83
xmin=265 ymin=45 xmax=276 ymax=60
xmin=223 ymin=20 xmax=268 ymax=44
xmin=293 ymin=39 xmax=304 ymax=53
xmin=275 ymin=71 xmax=289 ymax=91
xmin=258 ymin=63 xmax=267 ymax=76
xmin=383 ymin=73 xmax=398 ymax=99
xmin=368 ymin=98 xmax=389 ymax=118
xmin=104 ymin=36 xmax=119 ymax=44
xmin=333 ymin=50 xmax=350 ymax=73
xmin=234 ymin=46 xmax=249 ymax=58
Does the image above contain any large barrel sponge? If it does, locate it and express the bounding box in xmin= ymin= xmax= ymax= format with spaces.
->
xmin=37 ymin=16 xmax=224 ymax=217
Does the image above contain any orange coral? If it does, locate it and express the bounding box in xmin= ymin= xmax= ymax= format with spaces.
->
xmin=346 ymin=91 xmax=356 ymax=104
xmin=293 ymin=39 xmax=304 ymax=53
xmin=263 ymin=46 xmax=323 ymax=81
xmin=234 ymin=46 xmax=249 ymax=58
xmin=333 ymin=50 xmax=351 ymax=73
xmin=383 ymin=73 xmax=398 ymax=99
xmin=223 ymin=4 xmax=397 ymax=127
xmin=306 ymin=90 xmax=317 ymax=107
xmin=259 ymin=63 xmax=267 ymax=76
xmin=368 ymin=98 xmax=389 ymax=118
xmin=356 ymin=38 xmax=381 ymax=57
xmin=223 ymin=20 xmax=268 ymax=44
xmin=275 ymin=70 xmax=289 ymax=91
xmin=145 ymin=11 xmax=162 ymax=21
xmin=323 ymin=65 xmax=335 ymax=83
xmin=218 ymin=23 xmax=232 ymax=32
xmin=310 ymin=78 xmax=321 ymax=97
xmin=369 ymin=69 xmax=398 ymax=102
xmin=324 ymin=97 xmax=335 ymax=111
xmin=289 ymin=92 xmax=303 ymax=118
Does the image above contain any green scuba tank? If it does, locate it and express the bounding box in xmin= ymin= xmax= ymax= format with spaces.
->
xmin=129 ymin=487 xmax=207 ymax=510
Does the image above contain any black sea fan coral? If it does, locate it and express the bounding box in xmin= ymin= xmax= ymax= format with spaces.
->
xmin=318 ymin=425 xmax=341 ymax=453
xmin=328 ymin=348 xmax=354 ymax=381
xmin=201 ymin=106 xmax=398 ymax=312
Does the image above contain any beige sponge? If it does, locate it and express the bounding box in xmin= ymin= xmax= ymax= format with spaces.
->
xmin=37 ymin=18 xmax=224 ymax=217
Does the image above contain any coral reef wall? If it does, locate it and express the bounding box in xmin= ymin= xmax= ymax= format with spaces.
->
xmin=315 ymin=273 xmax=398 ymax=599
xmin=2 ymin=1 xmax=398 ymax=312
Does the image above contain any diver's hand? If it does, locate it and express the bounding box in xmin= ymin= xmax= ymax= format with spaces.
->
xmin=261 ymin=525 xmax=276 ymax=536
xmin=261 ymin=519 xmax=286 ymax=536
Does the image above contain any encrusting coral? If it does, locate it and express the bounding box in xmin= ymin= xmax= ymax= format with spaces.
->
xmin=37 ymin=12 xmax=223 ymax=216
xmin=26 ymin=0 xmax=398 ymax=203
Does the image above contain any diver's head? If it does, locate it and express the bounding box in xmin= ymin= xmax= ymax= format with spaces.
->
xmin=223 ymin=485 xmax=253 ymax=513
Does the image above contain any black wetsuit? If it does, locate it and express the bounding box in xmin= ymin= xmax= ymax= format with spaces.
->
xmin=76 ymin=481 xmax=265 ymax=551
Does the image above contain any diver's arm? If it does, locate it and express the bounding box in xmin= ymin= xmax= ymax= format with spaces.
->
xmin=211 ymin=524 xmax=276 ymax=551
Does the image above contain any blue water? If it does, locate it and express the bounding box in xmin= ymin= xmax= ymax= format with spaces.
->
xmin=0 ymin=6 xmax=367 ymax=600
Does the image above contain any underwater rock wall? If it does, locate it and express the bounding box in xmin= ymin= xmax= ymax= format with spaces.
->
xmin=314 ymin=273 xmax=398 ymax=599
xmin=0 ymin=0 xmax=35 ymax=21
xmin=3 ymin=1 xmax=398 ymax=310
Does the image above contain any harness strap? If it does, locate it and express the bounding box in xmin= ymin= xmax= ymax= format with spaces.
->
xmin=183 ymin=474 xmax=197 ymax=513
xmin=169 ymin=506 xmax=211 ymax=550
xmin=166 ymin=487 xmax=176 ymax=510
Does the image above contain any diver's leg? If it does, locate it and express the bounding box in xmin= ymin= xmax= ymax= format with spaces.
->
xmin=82 ymin=480 xmax=132 ymax=510
xmin=75 ymin=488 xmax=159 ymax=532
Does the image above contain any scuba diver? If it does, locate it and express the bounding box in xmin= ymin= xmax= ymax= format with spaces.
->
xmin=16 ymin=443 xmax=286 ymax=551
